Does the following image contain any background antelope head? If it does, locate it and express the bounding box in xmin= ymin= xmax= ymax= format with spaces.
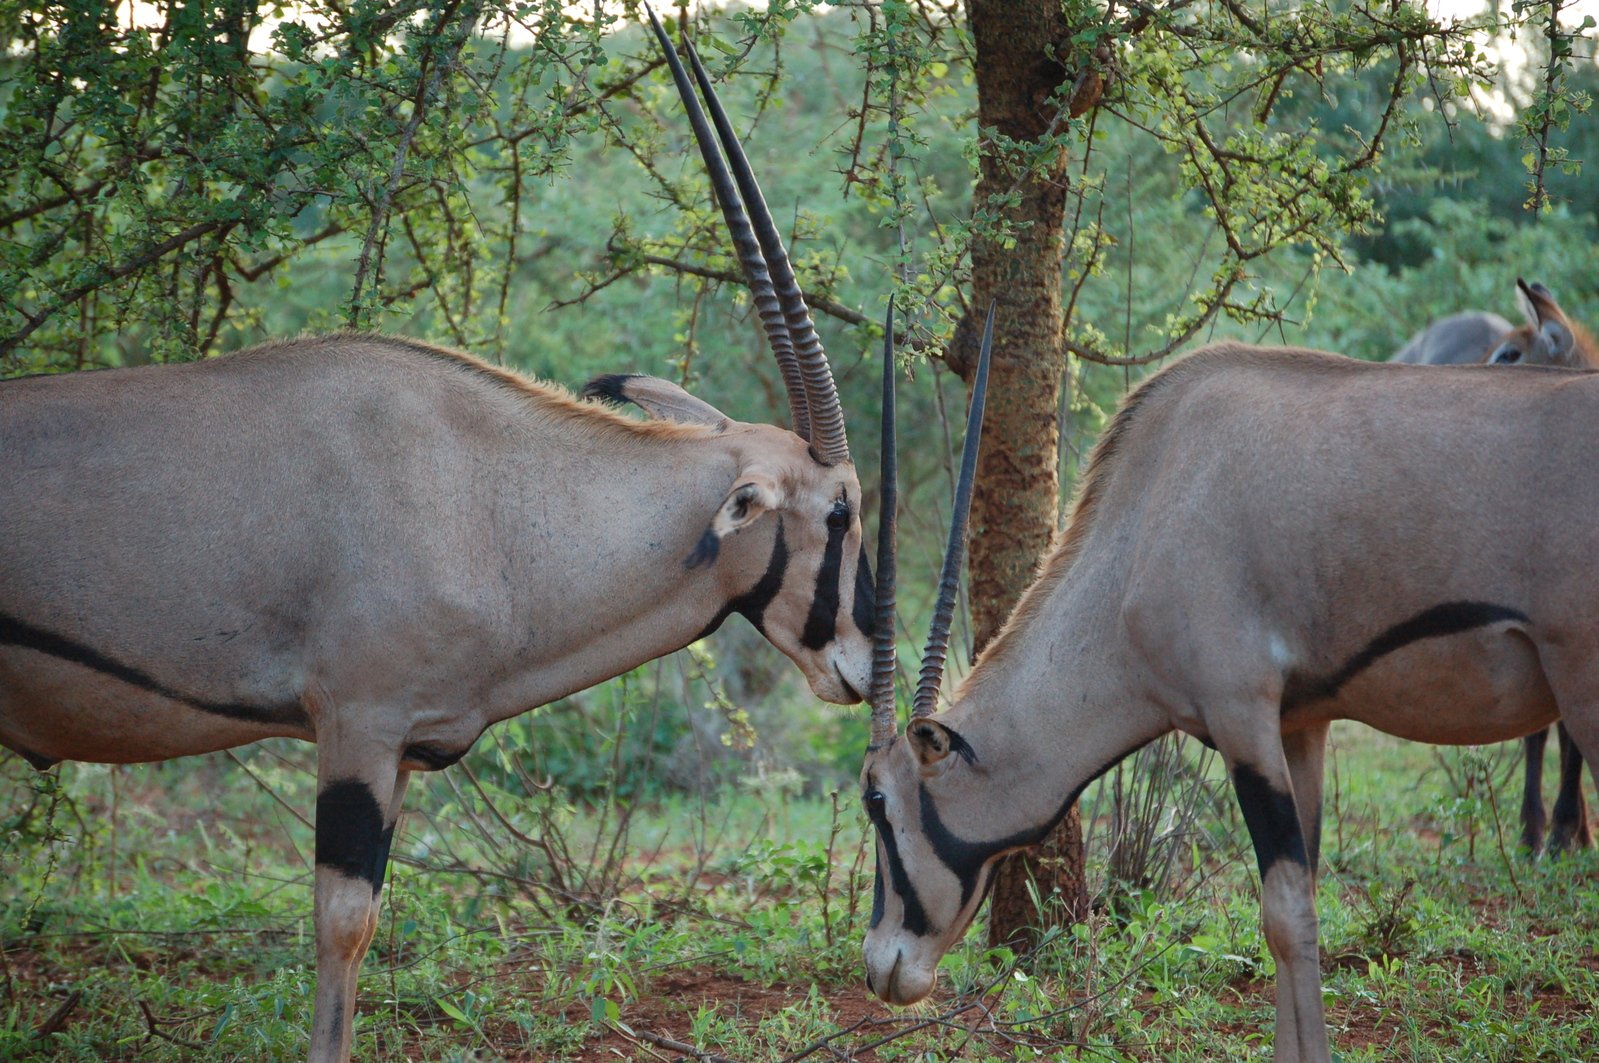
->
xmin=1485 ymin=279 xmax=1597 ymax=367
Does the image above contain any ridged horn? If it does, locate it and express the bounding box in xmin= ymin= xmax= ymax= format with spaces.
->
xmin=642 ymin=5 xmax=812 ymax=442
xmin=868 ymin=301 xmax=899 ymax=751
xmin=677 ymin=13 xmax=851 ymax=465
xmin=911 ymin=302 xmax=995 ymax=718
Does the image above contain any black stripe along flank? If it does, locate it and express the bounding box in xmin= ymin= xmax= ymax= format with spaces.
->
xmin=0 ymin=612 xmax=308 ymax=728
xmin=1281 ymin=600 xmax=1530 ymax=714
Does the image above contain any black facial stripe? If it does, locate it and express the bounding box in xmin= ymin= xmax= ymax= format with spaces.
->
xmin=695 ymin=518 xmax=788 ymax=640
xmin=315 ymin=779 xmax=389 ymax=889
xmin=800 ymin=505 xmax=849 ymax=650
xmin=866 ymin=799 xmax=931 ymax=936
xmin=915 ymin=750 xmax=1135 ymax=908
xmin=402 ymin=743 xmax=467 ymax=772
xmin=852 ymin=544 xmax=875 ymax=638
xmin=1231 ymin=762 xmax=1308 ymax=880
xmin=1281 ymin=601 xmax=1530 ymax=713
xmin=0 ymin=611 xmax=308 ymax=728
xmin=870 ymin=854 xmax=886 ymax=928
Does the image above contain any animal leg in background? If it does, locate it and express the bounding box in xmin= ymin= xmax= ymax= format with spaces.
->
xmin=1546 ymin=722 xmax=1593 ymax=853
xmin=1521 ymin=727 xmax=1550 ymax=853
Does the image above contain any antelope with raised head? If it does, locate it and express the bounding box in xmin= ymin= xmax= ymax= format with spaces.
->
xmin=1393 ymin=278 xmax=1597 ymax=854
xmin=860 ymin=341 xmax=1599 ymax=1062
xmin=0 ymin=12 xmax=873 ymax=1062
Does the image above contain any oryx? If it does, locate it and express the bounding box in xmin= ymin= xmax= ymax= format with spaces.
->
xmin=1394 ymin=278 xmax=1597 ymax=854
xmin=1 ymin=12 xmax=874 ymax=1061
xmin=860 ymin=342 xmax=1599 ymax=1063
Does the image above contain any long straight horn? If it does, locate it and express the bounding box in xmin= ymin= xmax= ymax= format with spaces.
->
xmin=868 ymin=302 xmax=899 ymax=750
xmin=679 ymin=21 xmax=851 ymax=466
xmin=642 ymin=5 xmax=813 ymax=441
xmin=911 ymin=302 xmax=995 ymax=718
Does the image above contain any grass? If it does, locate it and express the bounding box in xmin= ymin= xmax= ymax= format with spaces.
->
xmin=3 ymin=724 xmax=1598 ymax=1061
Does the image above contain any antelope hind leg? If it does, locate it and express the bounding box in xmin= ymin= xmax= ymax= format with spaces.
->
xmin=308 ymin=748 xmax=410 ymax=1063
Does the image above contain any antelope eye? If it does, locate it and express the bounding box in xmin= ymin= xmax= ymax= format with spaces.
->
xmin=826 ymin=504 xmax=850 ymax=530
xmin=863 ymin=789 xmax=887 ymax=817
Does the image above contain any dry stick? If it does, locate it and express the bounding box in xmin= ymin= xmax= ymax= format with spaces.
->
xmin=136 ymin=999 xmax=208 ymax=1050
xmin=31 ymin=988 xmax=80 ymax=1040
xmin=625 ymin=1027 xmax=743 ymax=1063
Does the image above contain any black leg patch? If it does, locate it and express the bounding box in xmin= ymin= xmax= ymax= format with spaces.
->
xmin=0 ymin=611 xmax=308 ymax=728
xmin=316 ymin=779 xmax=388 ymax=888
xmin=1282 ymin=601 xmax=1529 ymax=714
xmin=1233 ymin=763 xmax=1308 ymax=880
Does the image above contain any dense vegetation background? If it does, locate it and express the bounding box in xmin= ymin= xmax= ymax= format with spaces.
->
xmin=3 ymin=1 xmax=1599 ymax=1059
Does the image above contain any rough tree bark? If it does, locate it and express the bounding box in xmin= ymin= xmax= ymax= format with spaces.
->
xmin=956 ymin=0 xmax=1088 ymax=948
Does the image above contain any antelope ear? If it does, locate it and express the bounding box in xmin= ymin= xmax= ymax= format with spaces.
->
xmin=908 ymin=719 xmax=977 ymax=774
xmin=1515 ymin=279 xmax=1549 ymax=329
xmin=584 ymin=374 xmax=731 ymax=430
xmin=685 ymin=475 xmax=784 ymax=569
xmin=1536 ymin=320 xmax=1577 ymax=364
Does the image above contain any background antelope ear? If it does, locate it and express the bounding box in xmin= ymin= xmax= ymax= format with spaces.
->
xmin=685 ymin=475 xmax=784 ymax=568
xmin=583 ymin=374 xmax=731 ymax=430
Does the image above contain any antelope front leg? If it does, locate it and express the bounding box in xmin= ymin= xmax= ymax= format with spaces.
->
xmin=309 ymin=751 xmax=411 ymax=1063
xmin=1222 ymin=731 xmax=1329 ymax=1063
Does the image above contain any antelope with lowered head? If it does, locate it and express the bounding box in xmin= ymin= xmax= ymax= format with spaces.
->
xmin=0 ymin=12 xmax=874 ymax=1062
xmin=860 ymin=342 xmax=1599 ymax=1062
xmin=1394 ymin=278 xmax=1597 ymax=854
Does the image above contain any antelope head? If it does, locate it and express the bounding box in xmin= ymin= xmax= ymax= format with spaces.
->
xmin=1486 ymin=279 xmax=1598 ymax=368
xmin=591 ymin=7 xmax=875 ymax=703
xmin=860 ymin=305 xmax=997 ymax=1005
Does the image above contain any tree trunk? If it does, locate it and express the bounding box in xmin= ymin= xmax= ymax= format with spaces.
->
xmin=957 ymin=0 xmax=1089 ymax=948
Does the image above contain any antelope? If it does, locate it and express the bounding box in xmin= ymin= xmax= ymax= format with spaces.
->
xmin=860 ymin=341 xmax=1599 ymax=1063
xmin=0 ymin=12 xmax=875 ymax=1061
xmin=1393 ymin=278 xmax=1597 ymax=854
